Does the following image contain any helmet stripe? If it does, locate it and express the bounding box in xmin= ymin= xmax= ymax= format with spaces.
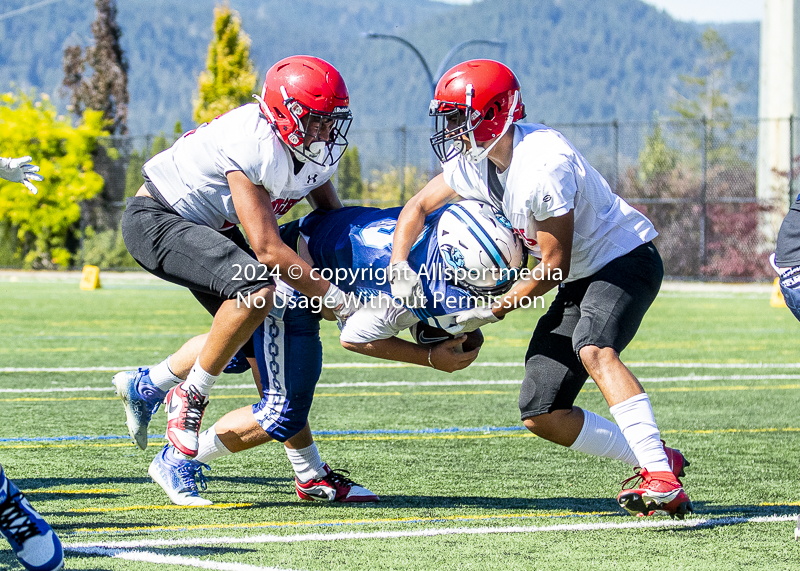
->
xmin=447 ymin=204 xmax=508 ymax=269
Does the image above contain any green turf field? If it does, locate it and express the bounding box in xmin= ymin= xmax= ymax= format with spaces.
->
xmin=0 ymin=275 xmax=798 ymax=570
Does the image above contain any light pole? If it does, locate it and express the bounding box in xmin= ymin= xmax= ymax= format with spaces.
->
xmin=363 ymin=32 xmax=506 ymax=176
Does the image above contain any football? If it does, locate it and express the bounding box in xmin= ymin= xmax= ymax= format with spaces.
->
xmin=409 ymin=321 xmax=484 ymax=353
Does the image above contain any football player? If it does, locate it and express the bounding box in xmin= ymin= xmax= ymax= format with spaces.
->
xmin=114 ymin=56 xmax=359 ymax=461
xmin=147 ymin=202 xmax=522 ymax=505
xmin=773 ymin=201 xmax=800 ymax=322
xmin=388 ymin=60 xmax=693 ymax=518
xmin=0 ymin=158 xmax=63 ymax=570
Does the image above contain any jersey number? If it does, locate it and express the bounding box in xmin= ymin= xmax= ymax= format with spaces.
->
xmin=357 ymin=220 xmax=396 ymax=250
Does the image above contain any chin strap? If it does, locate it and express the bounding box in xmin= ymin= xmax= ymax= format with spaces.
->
xmin=463 ymin=90 xmax=520 ymax=164
xmin=253 ymin=94 xmax=274 ymax=122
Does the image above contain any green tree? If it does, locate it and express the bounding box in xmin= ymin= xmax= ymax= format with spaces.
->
xmin=638 ymin=113 xmax=678 ymax=184
xmin=338 ymin=147 xmax=365 ymax=202
xmin=0 ymin=91 xmax=107 ymax=268
xmin=670 ymin=28 xmax=746 ymax=165
xmin=62 ymin=0 xmax=129 ymax=135
xmin=193 ymin=3 xmax=257 ymax=125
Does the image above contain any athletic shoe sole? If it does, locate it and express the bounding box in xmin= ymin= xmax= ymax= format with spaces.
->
xmin=618 ymin=489 xmax=693 ymax=519
xmin=112 ymin=372 xmax=149 ymax=451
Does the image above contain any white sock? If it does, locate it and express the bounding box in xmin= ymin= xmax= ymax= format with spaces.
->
xmin=194 ymin=425 xmax=232 ymax=464
xmin=184 ymin=358 xmax=218 ymax=397
xmin=285 ymin=443 xmax=326 ymax=482
xmin=149 ymin=357 xmax=182 ymax=391
xmin=609 ymin=393 xmax=671 ymax=474
xmin=569 ymin=409 xmax=638 ymax=466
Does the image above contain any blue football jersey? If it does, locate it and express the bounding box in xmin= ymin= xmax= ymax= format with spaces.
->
xmin=301 ymin=206 xmax=474 ymax=324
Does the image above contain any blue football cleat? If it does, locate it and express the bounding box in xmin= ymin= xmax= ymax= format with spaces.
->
xmin=148 ymin=446 xmax=212 ymax=506
xmin=0 ymin=467 xmax=64 ymax=571
xmin=112 ymin=368 xmax=167 ymax=450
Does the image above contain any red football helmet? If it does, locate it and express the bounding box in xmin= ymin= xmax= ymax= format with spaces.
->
xmin=257 ymin=55 xmax=352 ymax=166
xmin=430 ymin=59 xmax=525 ymax=163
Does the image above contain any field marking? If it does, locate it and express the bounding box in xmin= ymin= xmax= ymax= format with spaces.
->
xmin=5 ymin=362 xmax=800 ymax=373
xmin=65 ymin=546 xmax=298 ymax=571
xmin=69 ymin=502 xmax=252 ymax=514
xmin=27 ymin=488 xmax=122 ymax=494
xmin=3 ymin=380 xmax=800 ymax=402
xmin=64 ymin=514 xmax=798 ymax=549
xmin=69 ymin=510 xmax=620 ymax=535
xmin=4 ymin=374 xmax=800 ymax=398
xmin=3 ymin=425 xmax=800 ymax=448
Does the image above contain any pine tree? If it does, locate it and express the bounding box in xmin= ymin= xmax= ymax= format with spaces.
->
xmin=193 ymin=3 xmax=257 ymax=125
xmin=62 ymin=0 xmax=129 ymax=135
xmin=338 ymin=147 xmax=365 ymax=202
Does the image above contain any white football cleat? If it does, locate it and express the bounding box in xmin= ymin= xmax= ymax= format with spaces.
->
xmin=295 ymin=464 xmax=379 ymax=502
xmin=165 ymin=382 xmax=209 ymax=457
xmin=148 ymin=445 xmax=212 ymax=506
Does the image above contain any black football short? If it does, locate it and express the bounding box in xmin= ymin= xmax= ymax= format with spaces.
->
xmin=518 ymin=241 xmax=663 ymax=419
xmin=122 ymin=195 xmax=275 ymax=358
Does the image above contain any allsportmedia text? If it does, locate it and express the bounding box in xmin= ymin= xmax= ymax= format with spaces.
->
xmin=232 ymin=262 xmax=562 ymax=287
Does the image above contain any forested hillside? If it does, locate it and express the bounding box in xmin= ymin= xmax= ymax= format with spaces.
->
xmin=0 ymin=0 xmax=758 ymax=136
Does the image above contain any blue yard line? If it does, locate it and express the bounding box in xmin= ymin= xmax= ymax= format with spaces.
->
xmin=0 ymin=426 xmax=527 ymax=444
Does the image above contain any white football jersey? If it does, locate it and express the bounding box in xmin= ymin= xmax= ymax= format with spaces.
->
xmin=443 ymin=123 xmax=658 ymax=282
xmin=143 ymin=103 xmax=336 ymax=230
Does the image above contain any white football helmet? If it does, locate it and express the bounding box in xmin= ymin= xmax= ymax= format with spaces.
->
xmin=437 ymin=201 xmax=525 ymax=296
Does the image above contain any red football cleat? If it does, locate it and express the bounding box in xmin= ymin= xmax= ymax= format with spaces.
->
xmin=662 ymin=440 xmax=690 ymax=480
xmin=295 ymin=464 xmax=379 ymax=503
xmin=165 ymin=382 xmax=209 ymax=457
xmin=617 ymin=468 xmax=693 ymax=519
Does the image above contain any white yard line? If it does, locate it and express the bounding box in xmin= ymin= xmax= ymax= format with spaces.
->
xmin=3 ymin=374 xmax=800 ymax=394
xmin=66 ymin=546 xmax=298 ymax=571
xmin=64 ymin=514 xmax=797 ymax=551
xmin=4 ymin=362 xmax=800 ymax=374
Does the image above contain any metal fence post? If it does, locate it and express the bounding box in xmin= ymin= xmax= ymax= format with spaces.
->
xmin=399 ymin=125 xmax=407 ymax=204
xmin=790 ymin=115 xmax=795 ymax=207
xmin=700 ymin=116 xmax=708 ymax=271
xmin=613 ymin=119 xmax=619 ymax=192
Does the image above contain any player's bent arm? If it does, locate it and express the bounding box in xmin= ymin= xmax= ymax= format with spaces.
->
xmin=493 ymin=210 xmax=574 ymax=319
xmin=228 ymin=170 xmax=330 ymax=299
xmin=341 ymin=336 xmax=478 ymax=373
xmin=306 ymin=180 xmax=343 ymax=211
xmin=390 ymin=173 xmax=459 ymax=265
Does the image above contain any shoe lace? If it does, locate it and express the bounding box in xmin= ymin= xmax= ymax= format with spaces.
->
xmin=0 ymin=491 xmax=39 ymax=545
xmin=324 ymin=468 xmax=358 ymax=489
xmin=620 ymin=468 xmax=645 ymax=491
xmin=181 ymin=385 xmax=208 ymax=433
xmin=177 ymin=460 xmax=210 ymax=493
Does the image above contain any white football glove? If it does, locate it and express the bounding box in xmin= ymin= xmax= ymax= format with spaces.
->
xmin=0 ymin=156 xmax=43 ymax=194
xmin=451 ymin=306 xmax=501 ymax=334
xmin=388 ymin=261 xmax=426 ymax=308
xmin=322 ymin=283 xmax=361 ymax=324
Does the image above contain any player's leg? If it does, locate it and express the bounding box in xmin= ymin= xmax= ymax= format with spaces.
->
xmin=519 ymin=276 xmax=687 ymax=483
xmin=251 ymin=305 xmax=378 ymax=502
xmin=573 ymin=242 xmax=691 ymax=518
xmin=112 ymin=334 xmax=207 ymax=450
xmin=520 ymin=289 xmax=635 ymax=460
xmin=150 ymin=306 xmax=376 ymax=504
xmin=114 ymin=282 xmax=256 ymax=451
xmin=122 ymin=198 xmax=274 ymax=456
xmin=0 ymin=464 xmax=64 ymax=571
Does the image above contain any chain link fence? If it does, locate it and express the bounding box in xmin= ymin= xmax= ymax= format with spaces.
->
xmin=5 ymin=118 xmax=795 ymax=279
